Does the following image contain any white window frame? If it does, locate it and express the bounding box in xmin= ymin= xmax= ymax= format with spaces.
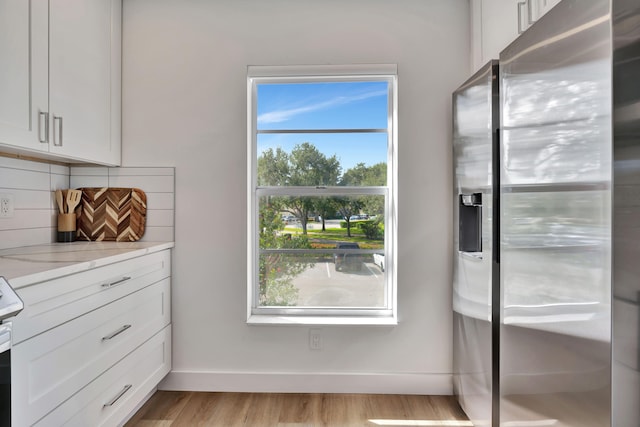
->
xmin=247 ymin=64 xmax=398 ymax=325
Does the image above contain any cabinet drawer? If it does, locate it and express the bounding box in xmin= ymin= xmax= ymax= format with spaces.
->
xmin=13 ymin=249 xmax=170 ymax=344
xmin=35 ymin=326 xmax=171 ymax=427
xmin=12 ymin=279 xmax=170 ymax=427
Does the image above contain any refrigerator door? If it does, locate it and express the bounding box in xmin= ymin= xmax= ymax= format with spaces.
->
xmin=612 ymin=0 xmax=640 ymax=424
xmin=499 ymin=0 xmax=612 ymax=426
xmin=453 ymin=60 xmax=499 ymax=427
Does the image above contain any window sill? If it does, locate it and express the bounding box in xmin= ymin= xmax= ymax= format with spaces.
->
xmin=246 ymin=314 xmax=398 ymax=326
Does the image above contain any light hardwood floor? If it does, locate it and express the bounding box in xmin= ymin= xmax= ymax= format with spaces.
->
xmin=125 ymin=391 xmax=470 ymax=427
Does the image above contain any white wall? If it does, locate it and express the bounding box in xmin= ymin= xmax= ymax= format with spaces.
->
xmin=122 ymin=0 xmax=470 ymax=394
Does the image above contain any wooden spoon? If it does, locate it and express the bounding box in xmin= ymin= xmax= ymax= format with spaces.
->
xmin=55 ymin=189 xmax=64 ymax=214
xmin=61 ymin=189 xmax=68 ymax=213
xmin=66 ymin=190 xmax=82 ymax=213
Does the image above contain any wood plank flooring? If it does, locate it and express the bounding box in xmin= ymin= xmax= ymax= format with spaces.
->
xmin=125 ymin=391 xmax=470 ymax=427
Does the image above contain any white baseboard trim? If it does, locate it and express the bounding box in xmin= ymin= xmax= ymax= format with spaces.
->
xmin=158 ymin=371 xmax=453 ymax=395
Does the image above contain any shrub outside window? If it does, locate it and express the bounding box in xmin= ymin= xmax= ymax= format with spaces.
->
xmin=247 ymin=64 xmax=397 ymax=325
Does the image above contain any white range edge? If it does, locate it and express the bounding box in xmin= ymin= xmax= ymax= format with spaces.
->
xmin=0 ymin=241 xmax=174 ymax=289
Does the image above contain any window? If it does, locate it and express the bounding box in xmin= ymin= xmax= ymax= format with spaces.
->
xmin=247 ymin=65 xmax=397 ymax=325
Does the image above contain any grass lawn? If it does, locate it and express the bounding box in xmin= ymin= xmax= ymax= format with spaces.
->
xmin=284 ymin=224 xmax=383 ymax=249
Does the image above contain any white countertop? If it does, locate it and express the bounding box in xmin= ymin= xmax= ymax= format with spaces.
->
xmin=0 ymin=241 xmax=174 ymax=288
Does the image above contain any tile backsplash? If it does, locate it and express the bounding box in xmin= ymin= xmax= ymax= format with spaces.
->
xmin=0 ymin=157 xmax=67 ymax=249
xmin=0 ymin=156 xmax=174 ymax=250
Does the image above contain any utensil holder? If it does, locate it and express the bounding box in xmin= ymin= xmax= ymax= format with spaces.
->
xmin=57 ymin=213 xmax=77 ymax=242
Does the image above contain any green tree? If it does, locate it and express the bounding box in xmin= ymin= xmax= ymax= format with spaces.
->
xmin=334 ymin=162 xmax=386 ymax=237
xmin=313 ymin=197 xmax=336 ymax=231
xmin=289 ymin=142 xmax=341 ymax=187
xmin=341 ymin=162 xmax=386 ymax=186
xmin=258 ymin=199 xmax=311 ymax=306
xmin=333 ymin=197 xmax=363 ymax=237
xmin=341 ymin=162 xmax=386 ymax=218
xmin=258 ymin=142 xmax=342 ymax=234
xmin=257 ymin=147 xmax=290 ymax=186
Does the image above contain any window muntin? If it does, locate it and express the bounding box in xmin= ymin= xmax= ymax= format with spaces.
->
xmin=248 ymin=65 xmax=397 ymax=324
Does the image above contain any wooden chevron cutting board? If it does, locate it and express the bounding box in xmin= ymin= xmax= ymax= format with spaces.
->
xmin=76 ymin=188 xmax=147 ymax=241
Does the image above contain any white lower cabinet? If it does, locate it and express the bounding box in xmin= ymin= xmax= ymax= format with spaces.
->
xmin=11 ymin=250 xmax=172 ymax=426
xmin=13 ymin=250 xmax=170 ymax=345
xmin=36 ymin=326 xmax=171 ymax=427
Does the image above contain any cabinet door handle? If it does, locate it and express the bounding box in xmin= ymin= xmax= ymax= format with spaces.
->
xmin=101 ymin=276 xmax=132 ymax=288
xmin=103 ymin=384 xmax=132 ymax=408
xmin=526 ymin=0 xmax=533 ymax=25
xmin=102 ymin=324 xmax=131 ymax=341
xmin=53 ymin=116 xmax=63 ymax=146
xmin=38 ymin=112 xmax=49 ymax=143
xmin=517 ymin=1 xmax=526 ymax=33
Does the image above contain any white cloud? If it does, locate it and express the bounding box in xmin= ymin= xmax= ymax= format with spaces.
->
xmin=257 ymin=89 xmax=386 ymax=125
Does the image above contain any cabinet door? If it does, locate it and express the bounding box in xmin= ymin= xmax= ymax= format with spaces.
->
xmin=481 ymin=0 xmax=522 ymax=65
xmin=48 ymin=0 xmax=121 ymax=166
xmin=0 ymin=0 xmax=48 ymax=152
xmin=536 ymin=0 xmax=562 ymax=19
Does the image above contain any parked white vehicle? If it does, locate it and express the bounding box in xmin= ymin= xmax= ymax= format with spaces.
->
xmin=373 ymin=253 xmax=385 ymax=272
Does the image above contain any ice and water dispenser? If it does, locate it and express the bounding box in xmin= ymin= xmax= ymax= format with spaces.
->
xmin=459 ymin=193 xmax=482 ymax=253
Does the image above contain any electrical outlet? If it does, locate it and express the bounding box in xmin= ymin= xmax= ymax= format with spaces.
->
xmin=309 ymin=329 xmax=322 ymax=350
xmin=0 ymin=194 xmax=13 ymax=218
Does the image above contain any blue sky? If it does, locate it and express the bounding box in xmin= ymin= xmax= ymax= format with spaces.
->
xmin=256 ymin=81 xmax=388 ymax=171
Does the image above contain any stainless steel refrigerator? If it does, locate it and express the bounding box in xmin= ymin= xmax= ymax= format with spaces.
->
xmin=453 ymin=0 xmax=640 ymax=425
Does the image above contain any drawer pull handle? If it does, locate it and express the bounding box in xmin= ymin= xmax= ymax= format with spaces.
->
xmin=101 ymin=276 xmax=132 ymax=288
xmin=102 ymin=324 xmax=131 ymax=341
xmin=103 ymin=384 xmax=132 ymax=408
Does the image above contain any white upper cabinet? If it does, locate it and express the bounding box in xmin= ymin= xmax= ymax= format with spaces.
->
xmin=471 ymin=0 xmax=523 ymax=72
xmin=471 ymin=0 xmax=563 ymax=72
xmin=0 ymin=0 xmax=121 ymax=166
xmin=0 ymin=1 xmax=48 ymax=152
xmin=535 ymin=0 xmax=562 ymax=20
xmin=48 ymin=0 xmax=121 ymax=165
